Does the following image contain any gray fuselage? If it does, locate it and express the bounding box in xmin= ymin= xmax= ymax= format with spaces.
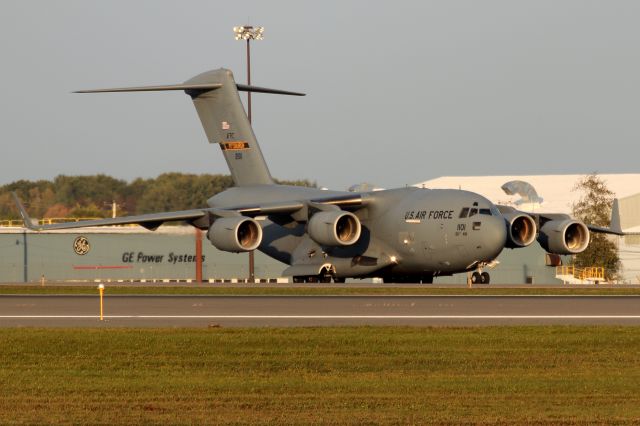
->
xmin=209 ymin=185 xmax=508 ymax=279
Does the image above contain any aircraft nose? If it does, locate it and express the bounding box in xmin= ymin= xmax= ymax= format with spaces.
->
xmin=487 ymin=215 xmax=508 ymax=255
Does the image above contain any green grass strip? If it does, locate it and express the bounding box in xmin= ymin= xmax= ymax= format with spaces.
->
xmin=0 ymin=326 xmax=639 ymax=424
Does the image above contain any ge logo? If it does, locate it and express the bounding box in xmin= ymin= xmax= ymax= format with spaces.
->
xmin=73 ymin=236 xmax=90 ymax=256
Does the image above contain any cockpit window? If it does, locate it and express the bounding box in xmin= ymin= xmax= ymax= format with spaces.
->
xmin=460 ymin=205 xmax=495 ymax=218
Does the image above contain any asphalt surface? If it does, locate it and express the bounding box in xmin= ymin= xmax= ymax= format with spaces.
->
xmin=2 ymin=281 xmax=617 ymax=288
xmin=1 ymin=295 xmax=640 ymax=327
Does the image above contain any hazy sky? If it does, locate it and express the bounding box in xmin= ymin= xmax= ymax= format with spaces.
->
xmin=1 ymin=1 xmax=639 ymax=190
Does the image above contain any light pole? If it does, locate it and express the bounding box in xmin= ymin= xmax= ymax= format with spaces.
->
xmin=233 ymin=25 xmax=263 ymax=282
xmin=233 ymin=25 xmax=263 ymax=122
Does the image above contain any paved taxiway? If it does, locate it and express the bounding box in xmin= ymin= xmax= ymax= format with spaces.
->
xmin=1 ymin=295 xmax=640 ymax=326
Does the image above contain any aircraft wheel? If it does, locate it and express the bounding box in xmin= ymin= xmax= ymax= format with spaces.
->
xmin=293 ymin=276 xmax=304 ymax=283
xmin=318 ymin=268 xmax=333 ymax=283
xmin=471 ymin=272 xmax=481 ymax=284
xmin=481 ymin=272 xmax=490 ymax=284
xmin=306 ymin=276 xmax=318 ymax=283
xmin=333 ymin=277 xmax=346 ymax=283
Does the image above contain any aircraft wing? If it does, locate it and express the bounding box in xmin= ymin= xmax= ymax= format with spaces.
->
xmin=498 ymin=199 xmax=639 ymax=236
xmin=12 ymin=192 xmax=208 ymax=231
xmin=12 ymin=192 xmax=366 ymax=231
xmin=231 ymin=194 xmax=366 ymax=216
xmin=585 ymin=225 xmax=627 ymax=236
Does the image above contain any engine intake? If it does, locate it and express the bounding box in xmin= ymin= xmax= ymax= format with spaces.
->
xmin=537 ymin=219 xmax=590 ymax=255
xmin=503 ymin=213 xmax=537 ymax=248
xmin=308 ymin=211 xmax=361 ymax=246
xmin=207 ymin=217 xmax=262 ymax=252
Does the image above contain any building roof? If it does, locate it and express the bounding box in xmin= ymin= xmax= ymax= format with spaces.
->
xmin=415 ymin=174 xmax=640 ymax=215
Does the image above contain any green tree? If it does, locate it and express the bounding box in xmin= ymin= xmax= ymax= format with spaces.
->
xmin=53 ymin=174 xmax=127 ymax=208
xmin=0 ymin=192 xmax=18 ymax=220
xmin=571 ymin=173 xmax=620 ymax=280
xmin=1 ymin=172 xmax=316 ymax=220
xmin=135 ymin=173 xmax=234 ymax=213
xmin=0 ymin=179 xmax=55 ymax=219
xmin=70 ymin=203 xmax=108 ymax=218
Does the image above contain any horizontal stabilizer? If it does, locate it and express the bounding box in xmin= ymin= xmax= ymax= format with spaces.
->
xmin=236 ymin=84 xmax=305 ymax=96
xmin=74 ymin=83 xmax=304 ymax=96
xmin=73 ymin=83 xmax=223 ymax=94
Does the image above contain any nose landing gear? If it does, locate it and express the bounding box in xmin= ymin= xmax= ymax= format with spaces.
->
xmin=470 ymin=271 xmax=490 ymax=284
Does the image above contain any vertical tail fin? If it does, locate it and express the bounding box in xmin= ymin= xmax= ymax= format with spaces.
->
xmin=74 ymin=68 xmax=305 ymax=187
xmin=185 ymin=69 xmax=273 ymax=186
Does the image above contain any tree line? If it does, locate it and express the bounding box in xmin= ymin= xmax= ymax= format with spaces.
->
xmin=0 ymin=172 xmax=621 ymax=279
xmin=571 ymin=173 xmax=620 ymax=280
xmin=0 ymin=173 xmax=315 ymax=220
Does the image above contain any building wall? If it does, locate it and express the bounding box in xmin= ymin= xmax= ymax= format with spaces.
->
xmin=0 ymin=226 xmax=563 ymax=284
xmin=614 ymin=194 xmax=640 ymax=283
xmin=620 ymin=193 xmax=640 ymax=244
xmin=1 ymin=233 xmax=24 ymax=282
xmin=0 ymin=227 xmax=285 ymax=283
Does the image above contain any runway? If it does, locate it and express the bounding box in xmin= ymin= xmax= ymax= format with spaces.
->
xmin=1 ymin=295 xmax=640 ymax=326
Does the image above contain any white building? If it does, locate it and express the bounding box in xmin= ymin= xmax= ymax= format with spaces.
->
xmin=416 ymin=174 xmax=640 ymax=283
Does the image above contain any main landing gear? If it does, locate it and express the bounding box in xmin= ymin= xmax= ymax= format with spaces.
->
xmin=470 ymin=271 xmax=490 ymax=284
xmin=292 ymin=267 xmax=344 ymax=284
xmin=292 ymin=275 xmax=344 ymax=283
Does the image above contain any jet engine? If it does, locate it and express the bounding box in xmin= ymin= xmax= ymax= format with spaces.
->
xmin=207 ymin=217 xmax=262 ymax=252
xmin=308 ymin=211 xmax=361 ymax=246
xmin=503 ymin=213 xmax=537 ymax=248
xmin=537 ymin=219 xmax=590 ymax=255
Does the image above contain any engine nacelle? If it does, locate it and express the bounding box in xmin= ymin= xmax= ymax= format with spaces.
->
xmin=207 ymin=217 xmax=262 ymax=252
xmin=537 ymin=219 xmax=590 ymax=255
xmin=503 ymin=213 xmax=537 ymax=248
xmin=308 ymin=211 xmax=361 ymax=246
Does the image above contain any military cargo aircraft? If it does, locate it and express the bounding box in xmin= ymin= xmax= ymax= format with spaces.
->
xmin=12 ymin=68 xmax=627 ymax=283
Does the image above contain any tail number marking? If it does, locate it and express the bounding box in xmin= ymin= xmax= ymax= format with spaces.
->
xmin=455 ymin=223 xmax=468 ymax=237
xmin=220 ymin=141 xmax=250 ymax=151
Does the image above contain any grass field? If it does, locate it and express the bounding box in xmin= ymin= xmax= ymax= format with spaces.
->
xmin=1 ymin=284 xmax=640 ymax=296
xmin=1 ymin=326 xmax=639 ymax=424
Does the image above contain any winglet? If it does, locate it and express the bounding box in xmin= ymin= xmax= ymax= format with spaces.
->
xmin=11 ymin=192 xmax=40 ymax=231
xmin=588 ymin=198 xmax=640 ymax=236
xmin=610 ymin=198 xmax=623 ymax=235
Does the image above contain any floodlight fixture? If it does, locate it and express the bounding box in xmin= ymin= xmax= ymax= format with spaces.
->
xmin=233 ymin=25 xmax=264 ymax=41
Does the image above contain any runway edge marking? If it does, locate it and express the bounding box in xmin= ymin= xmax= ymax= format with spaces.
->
xmin=3 ymin=315 xmax=640 ymax=319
